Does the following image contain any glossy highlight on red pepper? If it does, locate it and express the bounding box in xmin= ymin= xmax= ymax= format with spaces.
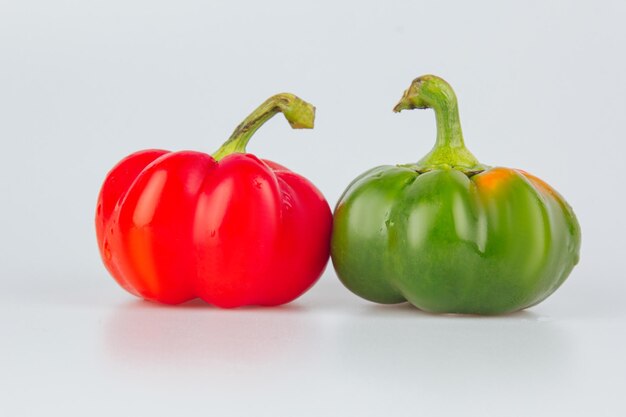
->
xmin=96 ymin=94 xmax=332 ymax=307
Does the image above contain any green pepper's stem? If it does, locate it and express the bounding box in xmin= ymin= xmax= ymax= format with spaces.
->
xmin=212 ymin=93 xmax=315 ymax=161
xmin=393 ymin=75 xmax=485 ymax=173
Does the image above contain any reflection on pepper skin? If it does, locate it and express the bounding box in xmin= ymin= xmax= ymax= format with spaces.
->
xmin=331 ymin=76 xmax=581 ymax=315
xmin=96 ymin=94 xmax=332 ymax=308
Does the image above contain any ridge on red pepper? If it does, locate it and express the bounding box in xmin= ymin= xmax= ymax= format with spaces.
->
xmin=95 ymin=93 xmax=332 ymax=307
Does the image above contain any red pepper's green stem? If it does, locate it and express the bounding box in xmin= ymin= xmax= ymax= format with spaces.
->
xmin=394 ymin=75 xmax=485 ymax=173
xmin=213 ymin=93 xmax=315 ymax=161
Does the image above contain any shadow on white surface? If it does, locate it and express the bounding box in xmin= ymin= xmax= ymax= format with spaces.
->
xmin=331 ymin=304 xmax=574 ymax=387
xmin=100 ymin=283 xmax=576 ymax=390
xmin=102 ymin=298 xmax=323 ymax=375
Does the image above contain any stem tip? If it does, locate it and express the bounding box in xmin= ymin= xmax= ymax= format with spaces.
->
xmin=212 ymin=93 xmax=316 ymax=161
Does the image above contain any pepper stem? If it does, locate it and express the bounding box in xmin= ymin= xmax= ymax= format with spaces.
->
xmin=393 ymin=75 xmax=485 ymax=173
xmin=212 ymin=93 xmax=315 ymax=161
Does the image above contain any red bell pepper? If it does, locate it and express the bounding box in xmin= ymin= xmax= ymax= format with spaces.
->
xmin=95 ymin=94 xmax=332 ymax=307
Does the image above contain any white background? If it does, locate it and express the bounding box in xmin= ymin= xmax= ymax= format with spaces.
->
xmin=1 ymin=0 xmax=625 ymax=415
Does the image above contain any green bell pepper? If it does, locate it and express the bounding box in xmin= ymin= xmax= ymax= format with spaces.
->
xmin=331 ymin=75 xmax=581 ymax=314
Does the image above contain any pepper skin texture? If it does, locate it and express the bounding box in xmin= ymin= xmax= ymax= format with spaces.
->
xmin=331 ymin=75 xmax=581 ymax=315
xmin=96 ymin=94 xmax=332 ymax=307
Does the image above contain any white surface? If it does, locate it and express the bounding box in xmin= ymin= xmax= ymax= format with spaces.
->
xmin=1 ymin=1 xmax=626 ymax=416
xmin=2 ymin=275 xmax=625 ymax=416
